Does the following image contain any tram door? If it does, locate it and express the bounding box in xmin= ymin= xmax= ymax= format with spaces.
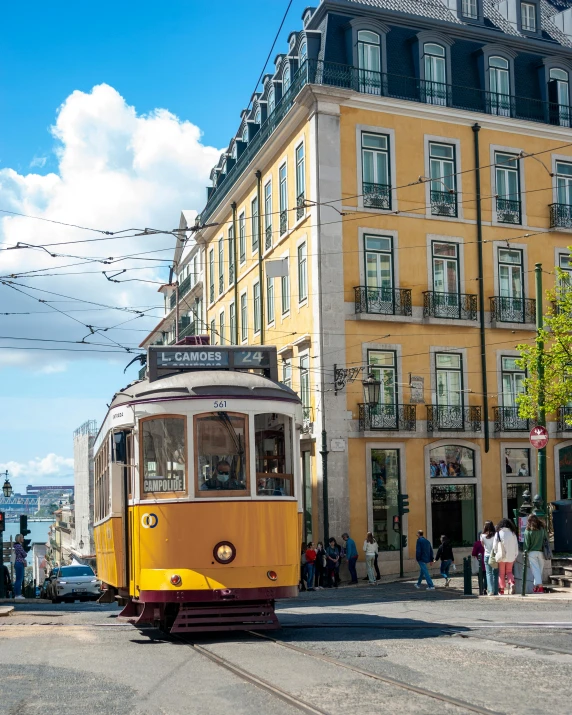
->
xmin=114 ymin=430 xmax=134 ymax=592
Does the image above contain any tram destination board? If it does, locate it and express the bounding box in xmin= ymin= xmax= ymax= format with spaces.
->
xmin=148 ymin=345 xmax=278 ymax=382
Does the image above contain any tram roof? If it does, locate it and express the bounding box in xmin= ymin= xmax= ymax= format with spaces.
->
xmin=108 ymin=368 xmax=301 ymax=410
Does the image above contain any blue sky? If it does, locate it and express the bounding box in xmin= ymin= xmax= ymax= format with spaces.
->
xmin=0 ymin=0 xmax=309 ymax=492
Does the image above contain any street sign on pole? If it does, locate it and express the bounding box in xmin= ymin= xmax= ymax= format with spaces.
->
xmin=529 ymin=425 xmax=549 ymax=450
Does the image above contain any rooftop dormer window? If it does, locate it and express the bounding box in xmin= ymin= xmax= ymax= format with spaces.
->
xmin=424 ymin=43 xmax=447 ymax=106
xmin=283 ymin=65 xmax=291 ymax=92
xmin=255 ymin=107 xmax=262 ymax=124
xmin=521 ymin=2 xmax=536 ymax=32
xmin=268 ymin=87 xmax=275 ymax=114
xmin=299 ymin=40 xmax=307 ymax=65
xmin=461 ymin=0 xmax=478 ymax=19
xmin=489 ymin=56 xmax=511 ymax=116
xmin=358 ymin=30 xmax=381 ymax=94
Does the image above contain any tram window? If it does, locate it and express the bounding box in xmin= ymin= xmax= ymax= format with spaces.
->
xmin=255 ymin=413 xmax=294 ymax=497
xmin=195 ymin=412 xmax=248 ymax=495
xmin=141 ymin=417 xmax=186 ymax=495
xmin=94 ymin=436 xmax=110 ymax=522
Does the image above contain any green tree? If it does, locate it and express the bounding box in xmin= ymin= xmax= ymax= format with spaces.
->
xmin=517 ymin=257 xmax=572 ymax=425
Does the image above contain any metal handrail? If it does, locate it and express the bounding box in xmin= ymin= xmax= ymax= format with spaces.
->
xmin=354 ymin=286 xmax=412 ymax=316
xmin=493 ymin=406 xmax=530 ymax=432
xmin=423 ymin=291 xmax=477 ymax=321
xmin=490 ymin=296 xmax=536 ymax=324
xmin=427 ymin=404 xmax=482 ymax=432
xmin=358 ymin=403 xmax=416 ymax=431
xmin=550 ymin=203 xmax=572 ymax=229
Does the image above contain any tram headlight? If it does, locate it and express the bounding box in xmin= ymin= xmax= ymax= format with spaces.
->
xmin=170 ymin=574 xmax=182 ymax=587
xmin=214 ymin=541 xmax=236 ymax=564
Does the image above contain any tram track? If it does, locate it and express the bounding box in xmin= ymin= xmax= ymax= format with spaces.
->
xmin=247 ymin=631 xmax=503 ymax=715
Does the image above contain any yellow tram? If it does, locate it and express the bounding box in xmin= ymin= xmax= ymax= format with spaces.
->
xmin=93 ymin=344 xmax=303 ymax=632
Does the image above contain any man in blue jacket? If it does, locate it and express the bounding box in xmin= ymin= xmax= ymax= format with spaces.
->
xmin=342 ymin=532 xmax=359 ymax=584
xmin=415 ymin=530 xmax=435 ymax=590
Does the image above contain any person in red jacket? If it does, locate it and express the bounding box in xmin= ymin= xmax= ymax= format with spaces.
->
xmin=305 ymin=542 xmax=317 ymax=591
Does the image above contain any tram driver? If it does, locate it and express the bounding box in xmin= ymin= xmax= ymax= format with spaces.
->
xmin=200 ymin=460 xmax=245 ymax=491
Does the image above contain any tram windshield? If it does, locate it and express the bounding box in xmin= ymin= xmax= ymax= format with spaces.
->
xmin=195 ymin=412 xmax=248 ymax=495
xmin=255 ymin=413 xmax=293 ymax=497
xmin=141 ymin=417 xmax=186 ymax=494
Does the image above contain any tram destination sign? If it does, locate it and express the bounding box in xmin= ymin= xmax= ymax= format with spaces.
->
xmin=148 ymin=345 xmax=278 ymax=382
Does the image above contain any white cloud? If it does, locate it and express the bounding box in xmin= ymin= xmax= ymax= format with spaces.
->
xmin=30 ymin=156 xmax=47 ymax=169
xmin=0 ymin=83 xmax=221 ymax=370
xmin=0 ymin=453 xmax=74 ymax=479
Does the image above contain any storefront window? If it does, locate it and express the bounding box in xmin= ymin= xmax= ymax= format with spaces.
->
xmin=429 ymin=445 xmax=474 ymax=478
xmin=431 ymin=484 xmax=476 ymax=547
xmin=559 ymin=445 xmax=572 ymax=499
xmin=195 ymin=413 xmax=248 ymax=495
xmin=505 ymin=447 xmax=530 ymax=476
xmin=254 ymin=413 xmax=293 ymax=497
xmin=371 ymin=448 xmax=400 ymax=551
xmin=141 ymin=417 xmax=186 ymax=494
xmin=507 ymin=483 xmax=531 ymax=518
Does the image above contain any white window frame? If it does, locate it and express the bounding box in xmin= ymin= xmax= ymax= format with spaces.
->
xmin=253 ymin=281 xmax=261 ymax=335
xmin=490 ymin=144 xmax=527 ymax=226
xmin=355 ymin=124 xmax=397 ymax=213
xmin=280 ymin=251 xmax=291 ymax=317
xmin=219 ymin=309 xmax=225 ymax=346
xmin=239 ymin=212 xmax=246 ymax=265
xmin=423 ymin=134 xmax=463 ymax=221
xmin=295 ymin=141 xmax=306 ymax=218
xmin=229 ymin=301 xmax=236 ymax=345
xmin=500 ymin=442 xmax=537 ymax=519
xmin=240 ymin=291 xmax=248 ymax=343
xmin=297 ymin=240 xmax=308 ymax=304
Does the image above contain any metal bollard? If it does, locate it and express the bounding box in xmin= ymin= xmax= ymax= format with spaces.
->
xmin=477 ymin=554 xmax=485 ymax=595
xmin=463 ymin=556 xmax=472 ymax=595
xmin=521 ymin=551 xmax=528 ymax=597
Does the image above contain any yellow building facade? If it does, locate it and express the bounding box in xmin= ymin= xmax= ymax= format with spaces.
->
xmin=146 ymin=1 xmax=572 ymax=573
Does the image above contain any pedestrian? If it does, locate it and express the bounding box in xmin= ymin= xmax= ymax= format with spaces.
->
xmin=494 ymin=518 xmax=519 ymax=595
xmin=315 ymin=542 xmax=326 ymax=588
xmin=342 ymin=532 xmax=359 ymax=585
xmin=414 ymin=530 xmax=435 ymax=590
xmin=13 ymin=534 xmax=27 ymax=600
xmin=363 ymin=532 xmax=379 ymax=585
xmin=480 ymin=521 xmax=499 ymax=596
xmin=325 ymin=538 xmax=340 ymax=587
xmin=524 ymin=514 xmax=547 ymax=593
xmin=3 ymin=564 xmax=12 ymax=597
xmin=472 ymin=534 xmax=486 ymax=593
xmin=299 ymin=542 xmax=307 ymax=592
xmin=305 ymin=541 xmax=317 ymax=591
xmin=434 ymin=535 xmax=454 ymax=586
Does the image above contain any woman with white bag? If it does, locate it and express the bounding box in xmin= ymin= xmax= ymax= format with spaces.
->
xmin=493 ymin=519 xmax=519 ymax=595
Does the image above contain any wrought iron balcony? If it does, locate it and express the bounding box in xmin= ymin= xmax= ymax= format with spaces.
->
xmin=265 ymin=224 xmax=272 ymax=250
xmin=550 ymin=203 xmax=572 ymax=229
xmin=179 ymin=319 xmax=196 ymax=340
xmin=201 ymin=59 xmax=572 ymax=224
xmin=296 ymin=192 xmax=305 ymax=220
xmin=179 ymin=274 xmax=192 ymax=299
xmin=359 ymin=403 xmax=416 ymax=432
xmin=219 ymin=275 xmax=224 ymax=295
xmin=430 ymin=190 xmax=457 ymax=217
xmin=494 ymin=406 xmax=530 ymax=432
xmin=427 ymin=405 xmax=482 ymax=432
xmin=496 ymin=197 xmax=521 ymax=224
xmin=363 ymin=182 xmax=391 ymax=210
xmin=280 ymin=210 xmax=288 ymax=235
xmin=229 ymin=262 xmax=235 ymax=286
xmin=490 ymin=296 xmax=536 ymax=324
xmin=558 ymin=406 xmax=572 ymax=432
xmin=169 ymin=291 xmax=176 ymax=310
xmin=423 ymin=291 xmax=477 ymax=321
xmin=354 ymin=286 xmax=412 ymax=317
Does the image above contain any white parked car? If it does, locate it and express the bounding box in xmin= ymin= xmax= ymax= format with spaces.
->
xmin=48 ymin=565 xmax=101 ymax=603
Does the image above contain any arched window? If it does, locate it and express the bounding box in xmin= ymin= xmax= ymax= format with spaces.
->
xmin=488 ymin=56 xmax=510 ymax=116
xmin=254 ymin=107 xmax=261 ymax=124
xmin=358 ymin=30 xmax=381 ymax=94
xmin=299 ymin=40 xmax=307 ymax=65
xmin=268 ymin=87 xmax=275 ymax=114
xmin=283 ymin=64 xmax=291 ymax=92
xmin=242 ymin=125 xmax=248 ymax=143
xmin=429 ymin=445 xmax=476 ymax=548
xmin=423 ymin=43 xmax=446 ymax=105
xmin=549 ymin=68 xmax=570 ymax=127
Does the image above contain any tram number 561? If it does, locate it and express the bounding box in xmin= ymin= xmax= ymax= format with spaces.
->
xmin=213 ymin=400 xmax=227 ymax=409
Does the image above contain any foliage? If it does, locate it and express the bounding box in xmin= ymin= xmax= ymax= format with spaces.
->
xmin=517 ymin=265 xmax=572 ymax=423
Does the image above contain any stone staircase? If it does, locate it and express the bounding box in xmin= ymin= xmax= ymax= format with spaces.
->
xmin=549 ymin=556 xmax=572 ymax=592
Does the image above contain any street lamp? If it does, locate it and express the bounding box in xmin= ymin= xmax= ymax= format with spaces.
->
xmin=362 ymin=373 xmax=381 ymax=407
xmin=2 ymin=471 xmax=12 ymax=498
xmin=78 ymin=539 xmax=84 ymax=551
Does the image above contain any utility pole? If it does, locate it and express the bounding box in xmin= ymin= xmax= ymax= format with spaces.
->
xmin=535 ymin=262 xmax=547 ymax=516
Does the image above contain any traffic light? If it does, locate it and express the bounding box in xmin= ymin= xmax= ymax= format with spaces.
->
xmin=401 ymin=535 xmax=408 ymax=548
xmin=392 ymin=514 xmax=401 ymax=532
xmin=398 ymin=493 xmax=410 ymax=516
xmin=0 ymin=511 xmax=5 ymax=533
xmin=20 ymin=515 xmax=32 ymax=552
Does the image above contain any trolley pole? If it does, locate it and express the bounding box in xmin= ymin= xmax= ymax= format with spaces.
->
xmin=535 ymin=263 xmax=547 ymax=516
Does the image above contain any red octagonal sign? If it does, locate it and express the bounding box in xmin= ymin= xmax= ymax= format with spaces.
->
xmin=529 ymin=425 xmax=549 ymax=449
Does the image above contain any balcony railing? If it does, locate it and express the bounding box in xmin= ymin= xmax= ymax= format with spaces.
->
xmin=265 ymin=224 xmax=272 ymax=250
xmin=359 ymin=403 xmax=416 ymax=431
xmin=550 ymin=203 xmax=572 ymax=229
xmin=354 ymin=286 xmax=412 ymax=317
xmin=430 ymin=190 xmax=457 ymax=217
xmin=219 ymin=275 xmax=224 ymax=294
xmin=296 ymin=192 xmax=305 ymax=220
xmin=427 ymin=405 xmax=482 ymax=432
xmin=558 ymin=406 xmax=572 ymax=432
xmin=179 ymin=319 xmax=196 ymax=340
xmin=280 ymin=210 xmax=288 ymax=235
xmin=423 ymin=291 xmax=477 ymax=321
xmin=201 ymin=59 xmax=572 ymax=224
xmin=363 ymin=182 xmax=391 ymax=209
xmin=229 ymin=262 xmax=235 ymax=286
xmin=490 ymin=296 xmax=536 ymax=324
xmin=209 ymin=284 xmax=214 ymax=304
xmin=496 ymin=197 xmax=521 ymax=224
xmin=494 ymin=406 xmax=530 ymax=432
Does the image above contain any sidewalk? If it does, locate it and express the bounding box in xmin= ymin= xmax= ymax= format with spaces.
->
xmin=0 ymin=606 xmax=14 ymax=616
